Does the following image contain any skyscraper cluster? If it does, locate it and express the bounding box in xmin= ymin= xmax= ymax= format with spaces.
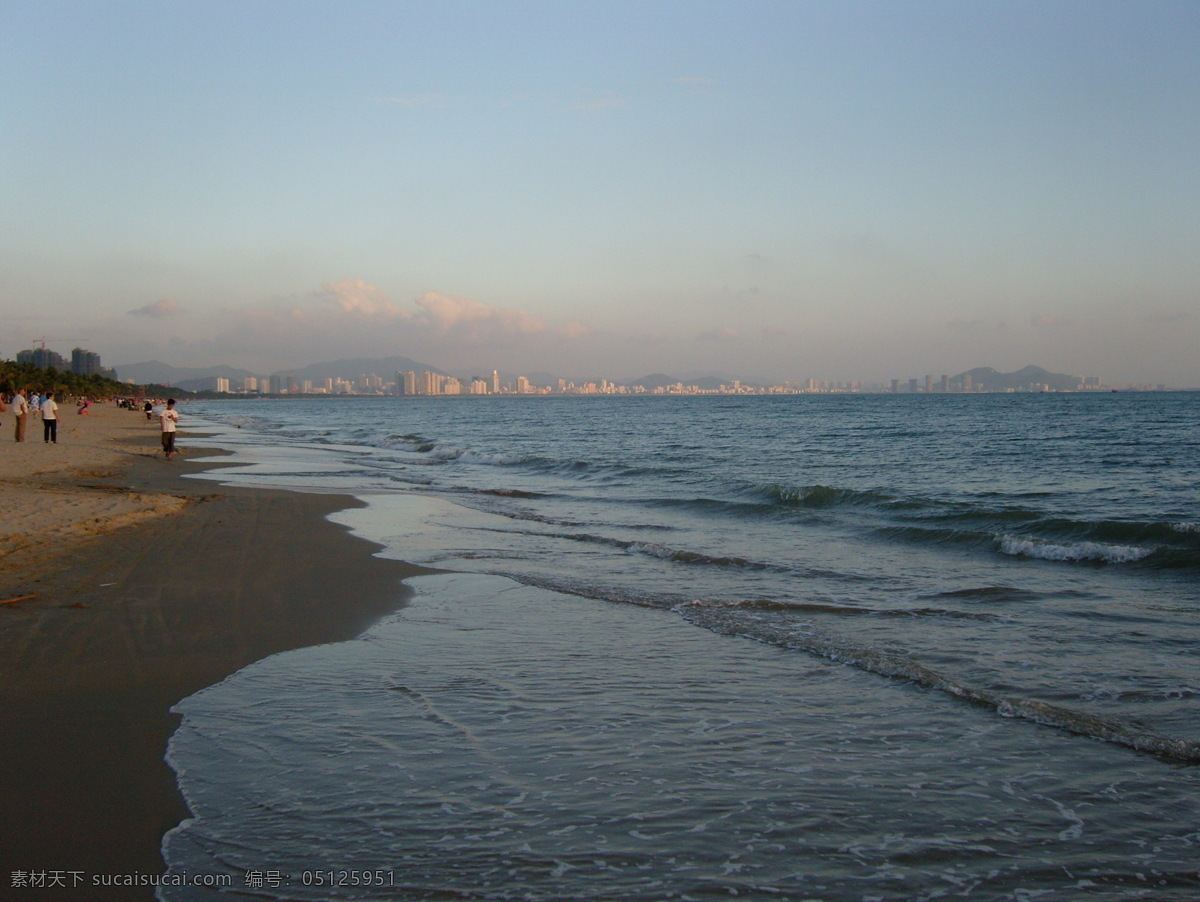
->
xmin=15 ymin=345 xmax=108 ymax=378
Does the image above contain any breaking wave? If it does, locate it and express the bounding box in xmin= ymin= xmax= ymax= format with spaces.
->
xmin=999 ymin=536 xmax=1155 ymax=564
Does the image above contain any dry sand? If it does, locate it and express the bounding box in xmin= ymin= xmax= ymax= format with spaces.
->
xmin=0 ymin=402 xmax=430 ymax=899
xmin=0 ymin=406 xmax=189 ymax=577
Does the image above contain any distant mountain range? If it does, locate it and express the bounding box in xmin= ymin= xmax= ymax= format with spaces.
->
xmin=113 ymin=358 xmax=1085 ymax=393
xmin=113 ymin=360 xmax=258 ymax=390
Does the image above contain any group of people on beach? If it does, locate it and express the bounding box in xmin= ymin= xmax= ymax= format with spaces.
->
xmin=0 ymin=389 xmax=64 ymax=443
xmin=1 ymin=390 xmax=180 ymax=455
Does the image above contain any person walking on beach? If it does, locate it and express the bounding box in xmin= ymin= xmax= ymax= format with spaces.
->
xmin=41 ymin=392 xmax=59 ymax=443
xmin=159 ymin=398 xmax=180 ymax=459
xmin=12 ymin=389 xmax=28 ymax=442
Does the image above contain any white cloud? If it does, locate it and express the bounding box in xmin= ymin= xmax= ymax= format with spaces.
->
xmin=416 ymin=291 xmax=540 ymax=334
xmin=214 ymin=280 xmax=592 ymax=369
xmin=129 ymin=297 xmax=184 ymax=317
xmin=415 ymin=291 xmax=591 ymax=343
xmin=319 ymin=278 xmax=409 ymax=318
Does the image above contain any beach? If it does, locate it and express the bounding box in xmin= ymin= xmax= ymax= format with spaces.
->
xmin=0 ymin=404 xmax=426 ymax=899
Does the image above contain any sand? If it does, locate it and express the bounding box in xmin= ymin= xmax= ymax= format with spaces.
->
xmin=0 ymin=403 xmax=430 ymax=899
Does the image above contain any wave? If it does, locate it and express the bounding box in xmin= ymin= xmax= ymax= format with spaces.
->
xmin=999 ymin=535 xmax=1155 ymax=564
xmin=386 ymin=434 xmax=704 ymax=487
xmin=705 ymin=598 xmax=1000 ymax=622
xmin=751 ymin=482 xmax=894 ymax=510
xmin=677 ymin=601 xmax=1200 ymax=765
xmin=535 ymin=531 xmax=785 ymax=572
xmin=916 ymin=585 xmax=1051 ymax=604
xmin=537 ymin=531 xmax=863 ymax=581
xmin=624 ymin=482 xmax=924 ymax=526
xmin=623 ymin=542 xmax=783 ymax=571
xmin=913 ymin=505 xmax=1200 ymax=546
xmin=876 ymin=524 xmax=996 ymax=551
xmin=645 ymin=496 xmax=782 ymax=519
xmin=878 ymin=524 xmax=1200 ymax=569
xmin=470 ymin=487 xmax=549 ymax=499
xmin=426 ymin=444 xmax=526 ymax=466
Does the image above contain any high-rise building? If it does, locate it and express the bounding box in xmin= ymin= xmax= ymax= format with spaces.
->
xmin=71 ymin=347 xmax=102 ymax=376
xmin=419 ymin=371 xmax=446 ymax=395
xmin=17 ymin=347 xmax=67 ymax=370
xmin=492 ymin=370 xmax=501 ymax=394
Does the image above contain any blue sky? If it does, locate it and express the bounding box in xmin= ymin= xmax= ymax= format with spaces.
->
xmin=3 ymin=0 xmax=1198 ymax=384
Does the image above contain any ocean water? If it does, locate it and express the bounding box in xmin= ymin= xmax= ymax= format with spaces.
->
xmin=162 ymin=394 xmax=1199 ymax=900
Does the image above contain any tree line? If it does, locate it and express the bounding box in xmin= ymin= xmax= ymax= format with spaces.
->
xmin=0 ymin=360 xmax=192 ymax=400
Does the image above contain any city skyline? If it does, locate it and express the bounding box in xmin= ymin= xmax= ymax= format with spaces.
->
xmin=3 ymin=2 xmax=1198 ymax=386
xmin=218 ymin=367 xmax=1152 ymax=396
xmin=6 ymin=338 xmax=1180 ymax=394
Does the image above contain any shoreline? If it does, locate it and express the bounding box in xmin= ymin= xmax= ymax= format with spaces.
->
xmin=0 ymin=405 xmax=432 ymax=899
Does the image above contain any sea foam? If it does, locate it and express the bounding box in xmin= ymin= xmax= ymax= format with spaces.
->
xmin=998 ymin=535 xmax=1154 ymax=564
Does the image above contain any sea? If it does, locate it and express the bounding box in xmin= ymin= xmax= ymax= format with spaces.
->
xmin=160 ymin=392 xmax=1199 ymax=901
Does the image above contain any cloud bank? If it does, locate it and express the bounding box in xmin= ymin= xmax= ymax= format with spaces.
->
xmin=314 ymin=279 xmax=589 ymax=343
xmin=204 ymin=279 xmax=593 ymax=371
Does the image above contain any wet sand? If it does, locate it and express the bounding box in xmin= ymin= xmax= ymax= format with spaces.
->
xmin=0 ymin=404 xmax=429 ymax=899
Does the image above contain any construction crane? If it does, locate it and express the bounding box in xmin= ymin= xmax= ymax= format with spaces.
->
xmin=31 ymin=337 xmax=89 ymax=350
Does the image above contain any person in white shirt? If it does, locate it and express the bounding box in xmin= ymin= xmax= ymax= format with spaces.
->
xmin=41 ymin=392 xmax=59 ymax=444
xmin=160 ymin=398 xmax=180 ymax=459
xmin=11 ymin=389 xmax=28 ymax=442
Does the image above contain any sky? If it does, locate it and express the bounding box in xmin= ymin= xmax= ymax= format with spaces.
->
xmin=2 ymin=0 xmax=1198 ymax=385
